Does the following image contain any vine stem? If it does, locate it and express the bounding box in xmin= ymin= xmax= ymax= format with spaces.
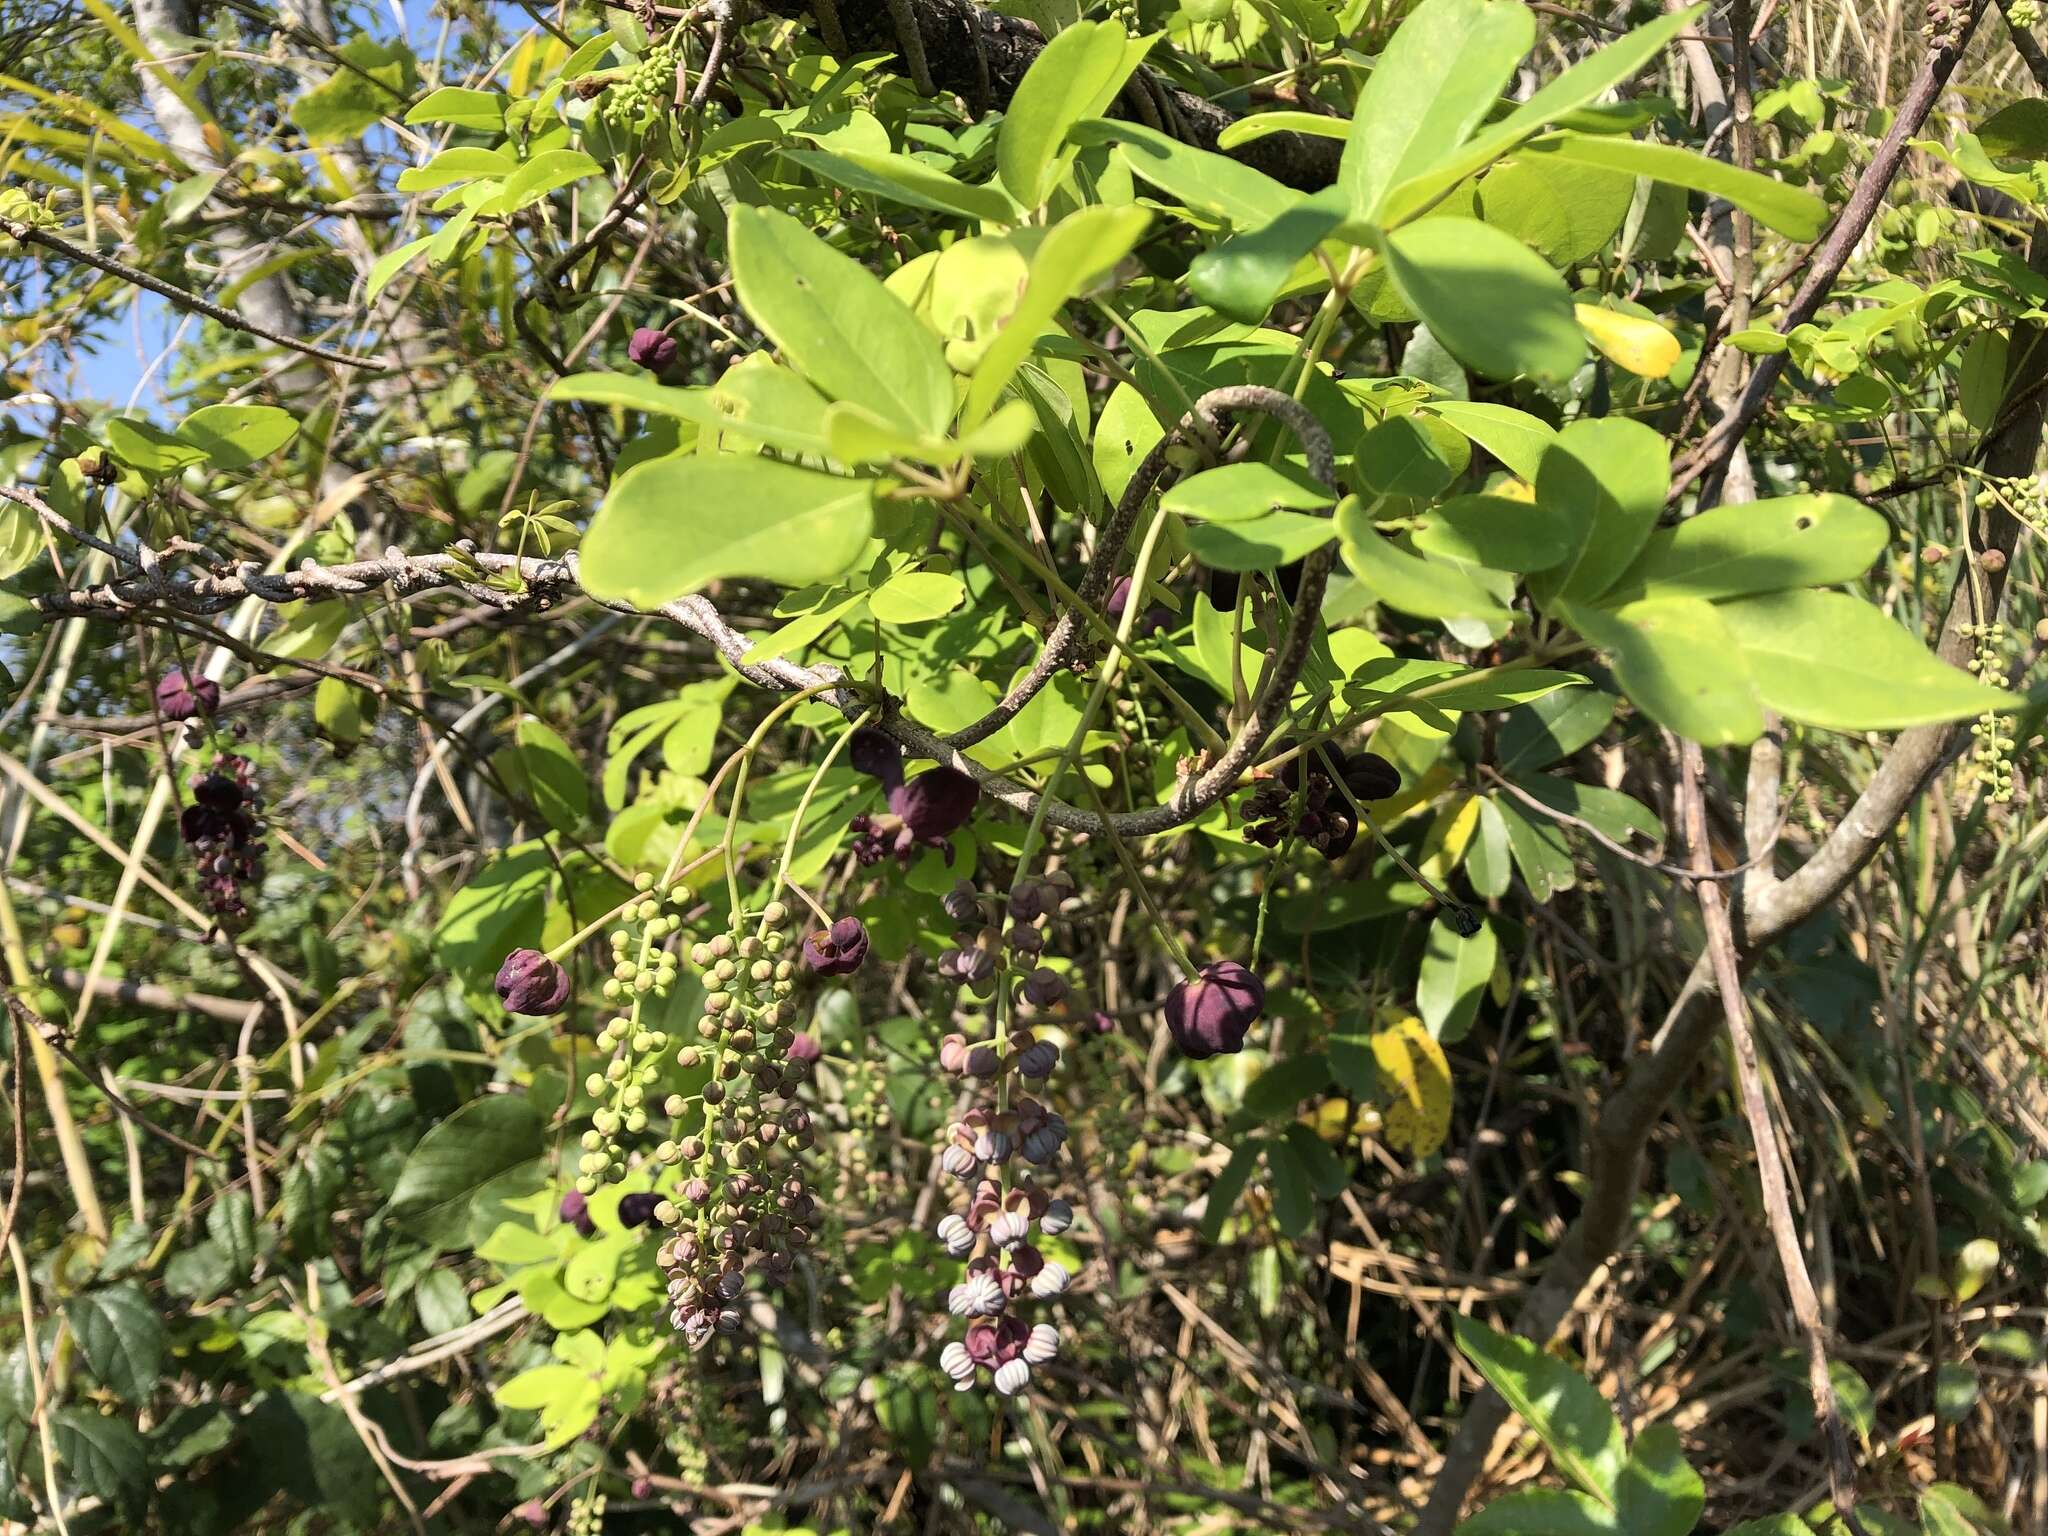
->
xmin=760 ymin=708 xmax=874 ymax=941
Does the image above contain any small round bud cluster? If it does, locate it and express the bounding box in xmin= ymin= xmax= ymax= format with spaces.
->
xmin=574 ymin=879 xmax=689 ymax=1194
xmin=1239 ymin=745 xmax=1400 ymax=860
xmin=565 ymin=1485 xmax=606 ymax=1536
xmin=603 ymin=37 xmax=679 ymax=131
xmin=1974 ymin=473 xmax=2048 ymax=539
xmin=2013 ymin=0 xmax=2043 ymax=28
xmin=179 ymin=752 xmax=267 ymax=928
xmin=1964 ymin=621 xmax=2016 ymax=803
xmin=657 ymin=905 xmax=819 ymax=1349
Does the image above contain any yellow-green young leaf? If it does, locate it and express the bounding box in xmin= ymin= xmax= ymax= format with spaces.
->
xmin=0 ymin=494 xmax=43 ymax=580
xmin=1072 ymin=118 xmax=1298 ymax=228
xmin=1559 ymin=596 xmax=1765 ymax=746
xmin=1479 ymin=157 xmax=1633 ymax=267
xmin=1528 ymin=417 xmax=1668 ymax=605
xmin=1356 ymin=414 xmax=1469 ymax=497
xmin=1383 ymin=218 xmax=1585 ymax=383
xmin=290 ymin=37 xmax=411 ymax=144
xmin=710 ymin=356 xmax=837 ymax=458
xmin=996 ymin=21 xmax=1159 ymax=209
xmin=367 ymin=236 xmax=432 ymax=301
xmin=781 ymin=146 xmax=1017 ymax=223
xmin=1423 ymin=399 xmax=1556 ymax=480
xmin=1185 ymin=191 xmax=1346 ymax=325
xmin=1718 ymin=589 xmax=2017 ymax=731
xmin=177 ymin=405 xmax=298 ymax=469
xmin=729 ymin=205 xmax=954 ymax=438
xmin=1453 ymin=1315 xmax=1627 ymax=1503
xmin=404 ymin=85 xmax=507 ymax=132
xmin=1217 ymin=109 xmax=1350 ymax=151
xmin=1340 ymin=0 xmax=1535 ymax=222
xmin=263 ymin=600 xmax=350 ymax=662
xmin=823 ymin=401 xmax=950 ymax=467
xmin=868 ymin=570 xmax=967 ymax=625
xmin=1524 ymin=133 xmax=1828 ymax=240
xmin=1337 ymin=497 xmax=1511 ymax=622
xmin=394 ymin=146 xmax=516 ymax=193
xmin=581 ymin=456 xmax=875 ymax=609
xmin=963 ymin=204 xmax=1151 ymax=428
xmin=1418 ymin=910 xmax=1494 ymax=1043
xmin=106 ymin=417 xmax=206 ymax=477
xmin=478 ymin=148 xmax=602 ymax=215
xmin=1162 ymin=461 xmax=1333 ymax=523
xmin=1602 ymin=493 xmax=1888 ymax=605
xmin=494 ymin=1363 xmax=601 ymax=1448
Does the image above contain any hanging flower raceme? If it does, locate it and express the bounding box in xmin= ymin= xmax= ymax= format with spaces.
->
xmin=179 ymin=752 xmax=266 ymax=927
xmin=1164 ymin=960 xmax=1265 ymax=1060
xmin=1240 ymin=745 xmax=1400 ymax=860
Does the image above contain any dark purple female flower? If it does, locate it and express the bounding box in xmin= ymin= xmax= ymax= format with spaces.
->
xmin=1163 ymin=960 xmax=1265 ymax=1060
xmin=892 ymin=767 xmax=979 ymax=841
xmin=627 ymin=325 xmax=678 ymax=370
xmin=848 ymin=727 xmax=905 ymax=793
xmin=801 ymin=916 xmax=869 ymax=977
xmin=1106 ymin=576 xmax=1173 ymax=638
xmin=617 ymin=1192 xmax=661 ymax=1228
xmin=155 ymin=667 xmax=220 ymax=722
xmin=560 ymin=1189 xmax=596 ymax=1238
xmin=496 ymin=948 xmax=571 ymax=1015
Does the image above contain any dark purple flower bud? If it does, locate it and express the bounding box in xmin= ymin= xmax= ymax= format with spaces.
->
xmin=618 ymin=1192 xmax=661 ymax=1228
xmin=848 ymin=727 xmax=905 ymax=792
xmin=1088 ymin=1010 xmax=1116 ymax=1036
xmin=560 ymin=1190 xmax=595 ymax=1238
xmin=155 ymin=667 xmax=220 ymax=722
xmin=628 ymin=325 xmax=678 ymax=370
xmin=496 ymin=948 xmax=571 ymax=1015
xmin=942 ymin=881 xmax=980 ymax=924
xmin=890 ymin=767 xmax=979 ymax=842
xmin=801 ymin=916 xmax=870 ymax=977
xmin=1163 ymin=960 xmax=1265 ymax=1060
xmin=1106 ymin=576 xmax=1172 ymax=637
xmin=1021 ymin=967 xmax=1067 ymax=1008
xmin=785 ymin=1032 xmax=821 ymax=1064
xmin=1340 ymin=749 xmax=1400 ymax=802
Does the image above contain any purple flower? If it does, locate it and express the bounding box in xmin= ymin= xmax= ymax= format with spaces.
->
xmin=496 ymin=948 xmax=571 ymax=1015
xmin=628 ymin=325 xmax=678 ymax=370
xmin=785 ymin=1032 xmax=821 ymax=1064
xmin=1163 ymin=960 xmax=1264 ymax=1060
xmin=801 ymin=916 xmax=869 ymax=977
xmin=848 ymin=727 xmax=905 ymax=792
xmin=942 ymin=881 xmax=980 ymax=924
xmin=560 ymin=1190 xmax=595 ymax=1238
xmin=618 ymin=1192 xmax=661 ymax=1228
xmin=891 ymin=767 xmax=979 ymax=842
xmin=1020 ymin=968 xmax=1067 ymax=1008
xmin=1106 ymin=576 xmax=1172 ymax=637
xmin=155 ymin=667 xmax=220 ymax=722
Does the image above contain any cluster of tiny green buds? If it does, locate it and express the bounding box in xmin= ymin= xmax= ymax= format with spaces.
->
xmin=564 ymin=1485 xmax=606 ymax=1536
xmin=576 ymin=874 xmax=686 ymax=1194
xmin=602 ymin=35 xmax=679 ymax=130
xmin=2011 ymin=0 xmax=2041 ymax=29
xmin=1974 ymin=474 xmax=2048 ymax=538
xmin=1965 ymin=621 xmax=2016 ymax=803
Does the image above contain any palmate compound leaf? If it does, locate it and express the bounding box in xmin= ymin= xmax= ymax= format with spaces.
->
xmin=579 ymin=456 xmax=875 ymax=610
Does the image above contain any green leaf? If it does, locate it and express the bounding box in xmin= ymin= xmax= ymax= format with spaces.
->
xmin=1419 ymin=912 xmax=1495 ymax=1042
xmin=495 ymin=1363 xmax=601 ymax=1449
xmin=1074 ymin=118 xmax=1298 ymax=228
xmin=1265 ymin=1136 xmax=1315 ymax=1236
xmin=1508 ymin=775 xmax=1660 ymax=846
xmin=405 ymin=84 xmax=506 ymax=131
xmin=1958 ymin=330 xmax=2009 ymax=433
xmin=105 ymin=416 xmax=206 ymax=476
xmin=53 ymin=1407 xmax=148 ymax=1520
xmin=1559 ymin=596 xmax=1765 ymax=746
xmin=480 ymin=148 xmax=603 ymax=215
xmin=1468 ymin=796 xmax=1513 ymax=898
xmin=394 ymin=145 xmax=515 ymax=192
xmin=514 ymin=717 xmax=589 ymax=832
xmin=1217 ymin=110 xmax=1350 ymax=151
xmin=1164 ymin=461 xmax=1334 ymax=523
xmin=868 ymin=570 xmax=966 ymax=624
xmin=1383 ymin=218 xmax=1586 ymax=383
xmin=1407 ymin=667 xmax=1587 ymax=710
xmin=290 ymin=37 xmax=411 ymax=144
xmin=1357 ymin=414 xmax=1470 ymax=497
xmin=1281 ymin=1123 xmax=1351 ymax=1198
xmin=1525 ymin=132 xmax=1828 ymax=240
xmin=1478 ymin=155 xmax=1634 ymax=267
xmin=997 ymin=20 xmax=1157 ymax=208
xmin=207 ymin=1189 xmax=257 ymax=1280
xmin=1424 ymin=399 xmax=1556 ymax=480
xmin=1602 ymin=493 xmax=1888 ymax=605
xmin=0 ymin=495 xmax=42 ymax=581
xmin=1934 ymin=1363 xmax=1979 ymax=1425
xmin=1186 ymin=191 xmax=1345 ymax=324
xmin=1382 ymin=3 xmax=1706 ymax=227
xmin=1615 ymin=1424 xmax=1704 ymax=1536
xmin=1337 ymin=497 xmax=1512 ymax=621
xmin=1529 ymin=417 xmax=1669 ymax=605
xmin=433 ymin=843 xmax=550 ymax=982
xmin=580 ymin=456 xmax=875 ymax=609
xmin=1456 ymin=1490 xmax=1622 ymax=1535
xmin=1242 ymin=1052 xmax=1334 ymax=1121
xmin=1717 ymin=589 xmax=2015 ymax=730
xmin=65 ymin=1285 xmax=163 ymax=1402
xmin=1499 ymin=686 xmax=1615 ymax=772
xmin=1340 ymin=0 xmax=1535 ymax=222
xmin=367 ymin=235 xmax=431 ymax=301
xmin=963 ymin=204 xmax=1151 ymax=428
xmin=388 ymin=1095 xmax=544 ymax=1249
xmin=1412 ymin=494 xmax=1579 ymax=572
xmin=1453 ymin=1315 xmax=1626 ymax=1504
xmin=1199 ymin=1140 xmax=1261 ymax=1241
xmin=728 ymin=204 xmax=953 ymax=437
xmin=1185 ymin=512 xmax=1337 ymax=572
xmin=1497 ymin=795 xmax=1577 ymax=900
xmin=177 ymin=404 xmax=299 ymax=469
xmin=782 ymin=146 xmax=1016 ymax=222
xmin=1978 ymin=98 xmax=2048 ymax=160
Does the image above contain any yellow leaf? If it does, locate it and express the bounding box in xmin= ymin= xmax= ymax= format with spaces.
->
xmin=1575 ymin=303 xmax=1681 ymax=380
xmin=1369 ymin=1015 xmax=1453 ymax=1159
xmin=1417 ymin=792 xmax=1480 ymax=884
xmin=1300 ymin=1096 xmax=1353 ymax=1142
